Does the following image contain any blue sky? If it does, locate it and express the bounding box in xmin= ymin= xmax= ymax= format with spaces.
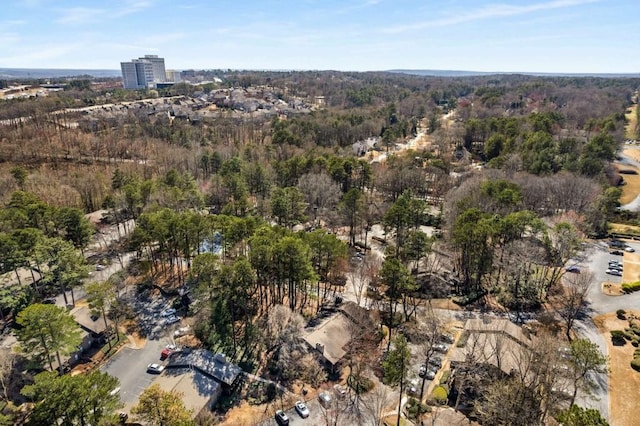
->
xmin=0 ymin=0 xmax=638 ymax=73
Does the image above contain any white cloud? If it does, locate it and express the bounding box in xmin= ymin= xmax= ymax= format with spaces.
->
xmin=56 ymin=1 xmax=153 ymax=25
xmin=113 ymin=0 xmax=153 ymax=18
xmin=384 ymin=0 xmax=600 ymax=33
xmin=0 ymin=32 xmax=21 ymax=45
xmin=56 ymin=7 xmax=106 ymax=25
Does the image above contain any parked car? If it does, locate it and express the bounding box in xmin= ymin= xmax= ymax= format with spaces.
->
xmin=440 ymin=333 xmax=455 ymax=344
xmin=428 ymin=357 xmax=443 ymax=368
xmin=606 ymin=269 xmax=622 ymax=276
xmin=564 ymin=265 xmax=580 ymax=273
xmin=434 ymin=343 xmax=449 ymax=353
xmin=419 ymin=364 xmax=427 ymax=378
xmin=165 ymin=315 xmax=181 ymax=325
xmin=334 ymin=383 xmax=347 ymax=398
xmin=95 ymin=264 xmax=105 ymax=271
xmin=426 ymin=369 xmax=436 ymax=380
xmin=626 ymin=246 xmax=636 ymax=253
xmin=295 ymin=400 xmax=310 ymax=418
xmin=161 ymin=308 xmax=176 ymax=317
xmin=160 ymin=348 xmax=174 ymax=360
xmin=611 ymin=250 xmax=624 ymax=256
xmin=275 ymin=410 xmax=289 ymax=426
xmin=318 ymin=392 xmax=332 ymax=408
xmin=407 ymin=379 xmax=420 ymax=396
xmin=146 ymin=363 xmax=164 ymax=374
xmin=609 ymin=260 xmax=622 ymax=267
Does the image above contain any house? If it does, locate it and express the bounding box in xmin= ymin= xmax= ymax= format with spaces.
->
xmin=69 ymin=305 xmax=113 ymax=361
xmin=153 ymin=368 xmax=223 ymax=415
xmin=167 ymin=349 xmax=242 ymax=387
xmin=449 ymin=318 xmax=536 ymax=376
xmin=151 ymin=348 xmax=242 ymax=416
xmin=303 ymin=302 xmax=378 ymax=370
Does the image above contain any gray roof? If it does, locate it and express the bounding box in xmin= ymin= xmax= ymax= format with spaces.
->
xmin=168 ymin=349 xmax=242 ymax=386
xmin=70 ymin=305 xmax=112 ymax=335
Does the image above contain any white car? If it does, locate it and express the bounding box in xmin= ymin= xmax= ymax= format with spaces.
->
xmin=165 ymin=315 xmax=181 ymax=324
xmin=146 ymin=363 xmax=165 ymax=374
xmin=333 ymin=384 xmax=347 ymax=398
xmin=626 ymin=247 xmax=635 ymax=253
xmin=606 ymin=269 xmax=622 ymax=276
xmin=295 ymin=400 xmax=310 ymax=418
xmin=161 ymin=308 xmax=177 ymax=317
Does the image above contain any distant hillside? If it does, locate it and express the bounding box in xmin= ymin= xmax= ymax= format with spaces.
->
xmin=0 ymin=68 xmax=121 ymax=79
xmin=388 ymin=69 xmax=640 ymax=78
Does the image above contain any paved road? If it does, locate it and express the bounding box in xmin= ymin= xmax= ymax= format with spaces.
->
xmin=100 ymin=287 xmax=182 ymax=406
xmin=574 ymin=240 xmax=640 ymax=315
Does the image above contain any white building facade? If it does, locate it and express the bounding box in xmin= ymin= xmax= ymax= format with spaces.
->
xmin=120 ymin=55 xmax=167 ymax=89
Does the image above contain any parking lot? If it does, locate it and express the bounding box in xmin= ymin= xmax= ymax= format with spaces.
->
xmin=100 ymin=291 xmax=185 ymax=407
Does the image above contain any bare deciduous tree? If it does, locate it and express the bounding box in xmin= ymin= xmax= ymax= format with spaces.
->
xmin=360 ymin=384 xmax=394 ymax=426
xmin=555 ymin=271 xmax=593 ymax=341
xmin=0 ymin=348 xmax=15 ymax=402
xmin=349 ymin=253 xmax=382 ymax=307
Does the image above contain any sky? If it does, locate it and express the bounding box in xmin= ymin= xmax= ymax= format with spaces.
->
xmin=0 ymin=0 xmax=638 ymax=73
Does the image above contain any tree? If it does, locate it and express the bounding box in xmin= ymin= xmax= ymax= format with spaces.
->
xmin=382 ymin=190 xmax=425 ymax=258
xmin=567 ymin=338 xmax=608 ymax=406
xmin=556 ymin=271 xmax=592 ymax=341
xmin=273 ymin=236 xmax=316 ymax=312
xmin=86 ymin=281 xmax=117 ymax=350
xmin=55 ymin=207 xmax=94 ymax=251
xmin=382 ymin=334 xmax=411 ymax=426
xmin=339 ymin=188 xmax=363 ymax=246
xmin=38 ymin=237 xmax=89 ymax=306
xmin=556 ymin=404 xmax=609 ymax=426
xmin=22 ymin=370 xmax=121 ymax=426
xmin=360 ymin=384 xmax=393 ymax=426
xmin=270 ymin=186 xmax=307 ymax=228
xmin=475 ymin=376 xmax=542 ymax=425
xmin=15 ymin=304 xmax=83 ymax=371
xmin=417 ymin=307 xmax=442 ymax=402
xmin=349 ymin=253 xmax=382 ymax=307
xmin=131 ymin=384 xmax=194 ymax=426
xmin=379 ymin=256 xmax=416 ymax=328
xmin=0 ymin=349 xmax=15 ymax=402
xmin=10 ymin=166 xmax=28 ymax=189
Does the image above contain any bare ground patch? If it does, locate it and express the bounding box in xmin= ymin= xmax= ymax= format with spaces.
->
xmin=595 ymin=312 xmax=640 ymax=426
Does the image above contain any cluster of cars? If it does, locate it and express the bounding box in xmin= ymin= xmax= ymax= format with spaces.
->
xmin=161 ymin=308 xmax=181 ymax=325
xmin=147 ymin=344 xmax=180 ymax=374
xmin=606 ymin=259 xmax=623 ymax=277
xmin=275 ymin=383 xmax=348 ymax=424
xmin=408 ymin=335 xmax=454 ymax=396
xmin=274 ymin=400 xmax=310 ymax=425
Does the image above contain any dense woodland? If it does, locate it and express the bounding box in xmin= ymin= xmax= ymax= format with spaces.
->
xmin=0 ymin=71 xmax=637 ymax=425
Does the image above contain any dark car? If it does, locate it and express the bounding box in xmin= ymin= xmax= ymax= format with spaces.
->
xmin=611 ymin=250 xmax=624 ymax=256
xmin=564 ymin=265 xmax=580 ymax=273
xmin=275 ymin=410 xmax=289 ymax=425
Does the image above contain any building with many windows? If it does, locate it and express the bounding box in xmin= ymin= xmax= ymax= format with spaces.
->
xmin=120 ymin=55 xmax=167 ymax=89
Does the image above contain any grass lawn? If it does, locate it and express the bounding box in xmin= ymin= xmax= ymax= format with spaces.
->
xmin=595 ymin=312 xmax=640 ymax=426
xmin=615 ymin=159 xmax=640 ymax=205
xmin=609 ymin=223 xmax=640 ymax=237
xmin=625 ymin=105 xmax=638 ymax=140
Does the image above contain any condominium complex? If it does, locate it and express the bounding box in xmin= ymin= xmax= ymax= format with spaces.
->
xmin=120 ymin=55 xmax=167 ymax=89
